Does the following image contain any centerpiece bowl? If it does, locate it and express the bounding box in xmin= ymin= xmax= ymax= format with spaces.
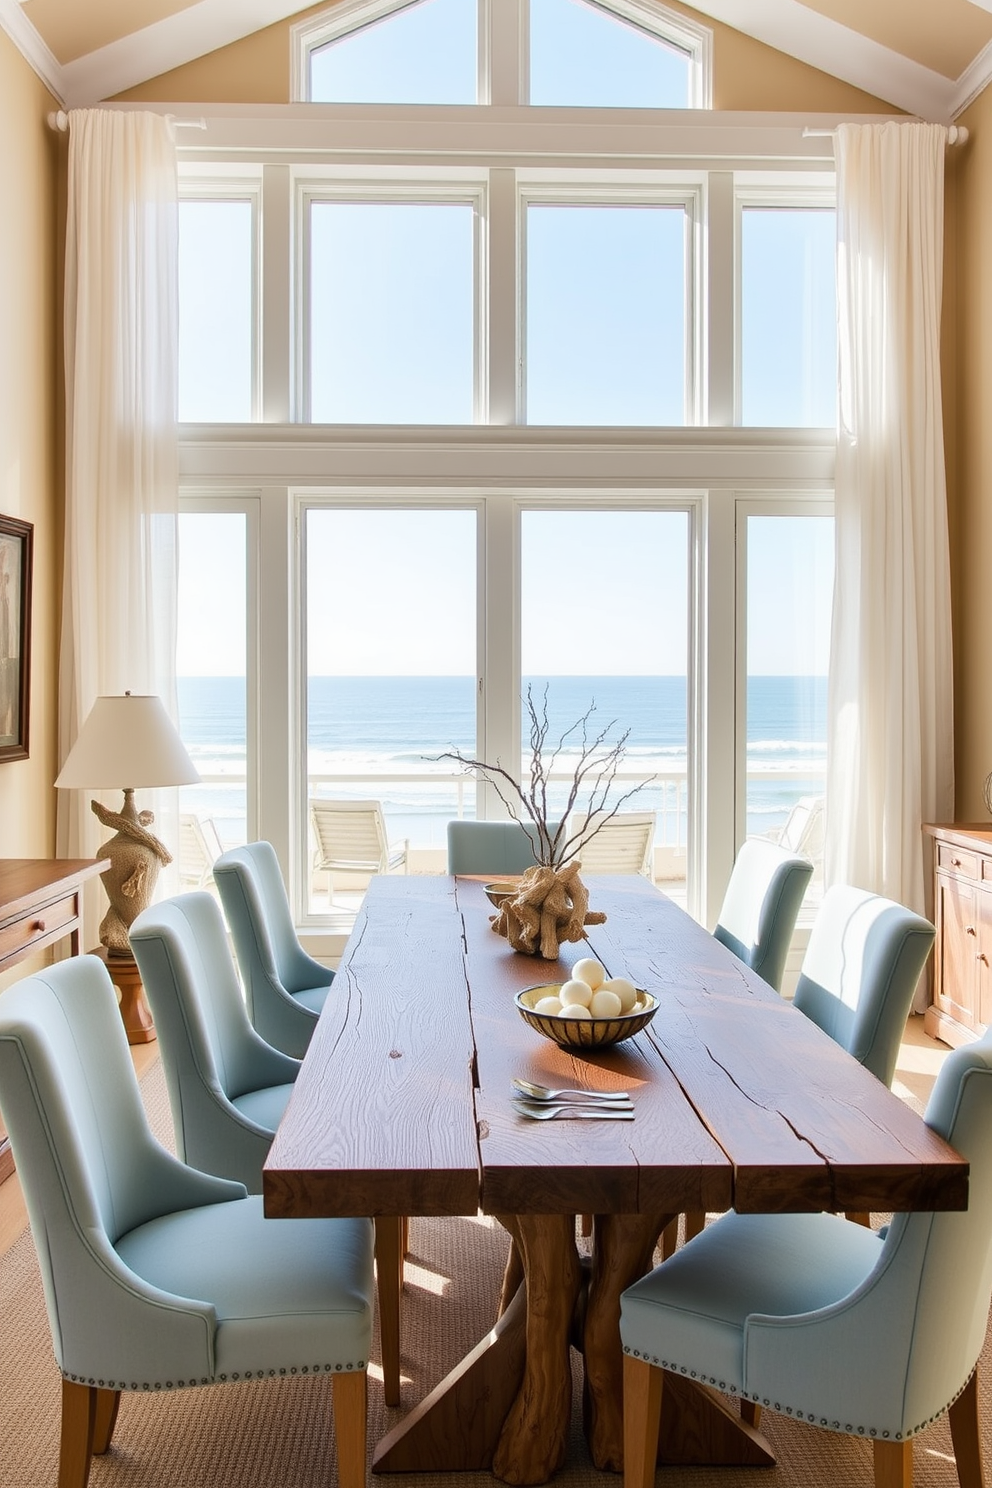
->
xmin=515 ymin=983 xmax=657 ymax=1049
xmin=484 ymin=880 xmax=519 ymax=909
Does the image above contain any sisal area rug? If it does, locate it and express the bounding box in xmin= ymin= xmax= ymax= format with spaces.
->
xmin=0 ymin=1061 xmax=983 ymax=1488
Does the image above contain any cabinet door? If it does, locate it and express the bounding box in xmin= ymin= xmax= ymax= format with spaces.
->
xmin=979 ymin=885 xmax=992 ymax=1031
xmin=935 ymin=871 xmax=981 ymax=1034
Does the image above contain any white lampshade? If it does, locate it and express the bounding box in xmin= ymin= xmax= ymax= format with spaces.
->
xmin=55 ymin=694 xmax=200 ymax=790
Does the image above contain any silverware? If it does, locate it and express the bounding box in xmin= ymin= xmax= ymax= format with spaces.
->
xmin=511 ymin=1078 xmax=631 ymax=1103
xmin=514 ymin=1102 xmax=635 ymax=1121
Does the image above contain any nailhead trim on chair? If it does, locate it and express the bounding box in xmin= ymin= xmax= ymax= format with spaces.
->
xmin=63 ymin=1360 xmax=366 ymax=1390
xmin=621 ymin=1345 xmax=970 ymax=1442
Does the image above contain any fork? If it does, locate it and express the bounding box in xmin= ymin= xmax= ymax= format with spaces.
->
xmin=514 ymin=1102 xmax=635 ymax=1121
xmin=511 ymin=1077 xmax=631 ymax=1103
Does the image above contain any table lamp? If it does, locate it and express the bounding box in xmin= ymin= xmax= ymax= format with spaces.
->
xmin=55 ymin=693 xmax=199 ymax=957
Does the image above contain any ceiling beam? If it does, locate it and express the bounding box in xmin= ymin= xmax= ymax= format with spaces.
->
xmin=0 ymin=0 xmax=64 ymax=103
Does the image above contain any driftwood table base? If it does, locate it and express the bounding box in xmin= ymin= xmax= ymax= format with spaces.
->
xmin=373 ymin=1211 xmax=774 ymax=1483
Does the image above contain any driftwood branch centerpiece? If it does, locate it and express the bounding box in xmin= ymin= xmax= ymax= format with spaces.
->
xmin=439 ymin=689 xmax=651 ymax=959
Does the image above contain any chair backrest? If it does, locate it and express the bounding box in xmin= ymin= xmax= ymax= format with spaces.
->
xmin=179 ymin=813 xmax=224 ymax=890
xmin=792 ymin=884 xmax=935 ymax=1086
xmin=567 ymin=810 xmax=656 ymax=876
xmin=713 ymin=836 xmax=814 ymax=992
xmin=0 ymin=957 xmax=232 ymax=1380
xmin=213 ymin=840 xmax=332 ymax=1033
xmin=745 ymin=1027 xmax=992 ymax=1437
xmin=446 ymin=819 xmax=564 ymax=876
xmin=310 ymin=799 xmax=389 ymax=872
xmin=130 ymin=891 xmax=299 ymax=1185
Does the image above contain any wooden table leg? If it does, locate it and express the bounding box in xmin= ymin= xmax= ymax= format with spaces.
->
xmin=490 ymin=1214 xmax=583 ymax=1486
xmin=583 ymin=1211 xmax=671 ymax=1471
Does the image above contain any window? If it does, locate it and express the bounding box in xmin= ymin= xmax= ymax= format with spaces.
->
xmin=309 ymin=0 xmax=477 ymax=104
xmin=177 ymin=507 xmax=252 ymax=855
xmin=307 ymin=197 xmax=478 ymax=423
xmin=529 ymin=0 xmax=691 ymax=107
xmin=740 ymin=204 xmax=837 ymax=427
xmin=304 ymin=505 xmax=478 ymax=912
xmin=524 ymin=199 xmax=691 ymax=425
xmin=741 ymin=509 xmax=834 ymax=892
xmin=177 ymin=1 xmax=837 ymax=931
xmin=178 ymin=197 xmax=255 ymax=422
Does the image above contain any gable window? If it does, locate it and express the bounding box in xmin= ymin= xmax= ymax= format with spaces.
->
xmin=293 ymin=0 xmax=710 ymax=107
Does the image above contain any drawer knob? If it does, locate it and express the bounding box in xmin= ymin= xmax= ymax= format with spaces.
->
xmin=33 ymin=919 xmax=46 ymax=933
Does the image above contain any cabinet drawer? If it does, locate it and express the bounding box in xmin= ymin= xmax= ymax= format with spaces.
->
xmin=937 ymin=843 xmax=984 ymax=880
xmin=0 ymin=894 xmax=78 ymax=964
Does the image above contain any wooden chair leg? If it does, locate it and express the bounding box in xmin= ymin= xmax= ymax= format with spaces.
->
xmin=623 ymin=1353 xmax=663 ymax=1488
xmin=948 ymin=1370 xmax=985 ymax=1488
xmin=580 ymin=1214 xmax=593 ymax=1238
xmin=846 ymin=1212 xmax=871 ymax=1227
xmin=740 ymin=1400 xmax=762 ymax=1429
xmin=873 ymin=1438 xmax=913 ymax=1488
xmin=59 ymin=1380 xmax=96 ymax=1488
xmin=402 ymin=1215 xmax=410 ymax=1255
xmin=92 ymin=1389 xmax=121 ymax=1454
xmin=332 ymin=1369 xmax=368 ymax=1488
xmin=374 ymin=1215 xmax=403 ymax=1406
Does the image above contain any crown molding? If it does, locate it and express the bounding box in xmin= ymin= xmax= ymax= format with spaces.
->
xmin=685 ymin=0 xmax=957 ymax=120
xmin=951 ymin=35 xmax=992 ymax=117
xmin=60 ymin=0 xmax=309 ymax=107
xmin=0 ymin=0 xmax=64 ymax=104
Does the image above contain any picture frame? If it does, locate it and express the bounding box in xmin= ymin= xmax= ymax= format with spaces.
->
xmin=0 ymin=514 xmax=33 ymax=763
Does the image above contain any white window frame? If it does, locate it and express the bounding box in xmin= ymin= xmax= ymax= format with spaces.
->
xmin=177 ymin=173 xmax=262 ymax=423
xmin=297 ymin=173 xmax=488 ymax=424
xmin=518 ymin=178 xmax=702 ymax=425
xmin=734 ymin=178 xmax=837 ymax=429
xmin=290 ymin=0 xmax=711 ymax=109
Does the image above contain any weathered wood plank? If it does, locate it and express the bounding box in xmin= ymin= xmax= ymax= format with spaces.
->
xmin=583 ymin=878 xmax=968 ymax=1215
xmin=264 ymin=876 xmax=479 ymax=1218
xmin=459 ymin=882 xmax=732 ymax=1217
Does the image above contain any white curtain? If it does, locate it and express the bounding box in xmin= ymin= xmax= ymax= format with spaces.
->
xmin=57 ymin=110 xmax=180 ymax=930
xmin=825 ymin=122 xmax=954 ymax=964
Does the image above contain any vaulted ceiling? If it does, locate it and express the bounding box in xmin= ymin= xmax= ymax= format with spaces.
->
xmin=2 ymin=0 xmax=991 ymax=118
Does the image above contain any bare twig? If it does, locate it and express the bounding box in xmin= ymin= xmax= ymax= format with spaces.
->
xmin=436 ymin=687 xmax=652 ymax=870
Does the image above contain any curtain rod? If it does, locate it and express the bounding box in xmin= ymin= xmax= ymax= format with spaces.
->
xmin=803 ymin=124 xmax=968 ymax=144
xmin=47 ymin=111 xmax=207 ymax=132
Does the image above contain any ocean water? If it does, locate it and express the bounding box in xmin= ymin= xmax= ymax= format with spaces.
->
xmin=178 ymin=674 xmax=827 ymax=851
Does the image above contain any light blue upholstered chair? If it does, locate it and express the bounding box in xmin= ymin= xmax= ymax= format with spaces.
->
xmin=713 ymin=837 xmax=814 ymax=993
xmin=793 ymin=884 xmax=935 ymax=1089
xmin=621 ymin=1029 xmax=992 ymax=1488
xmin=213 ymin=839 xmax=333 ymax=1058
xmin=0 ymin=956 xmax=373 ymax=1488
xmin=446 ymin=819 xmax=563 ymax=876
xmin=129 ymin=890 xmax=403 ymax=1406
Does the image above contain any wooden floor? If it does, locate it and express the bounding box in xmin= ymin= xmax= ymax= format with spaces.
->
xmin=0 ymin=1018 xmax=948 ymax=1263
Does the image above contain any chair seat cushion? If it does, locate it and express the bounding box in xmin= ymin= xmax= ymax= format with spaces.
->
xmin=292 ymin=984 xmax=331 ymax=1017
xmin=621 ymin=1212 xmax=882 ymax=1393
xmin=117 ymin=1195 xmax=374 ymax=1377
xmin=230 ymin=1082 xmax=295 ymax=1131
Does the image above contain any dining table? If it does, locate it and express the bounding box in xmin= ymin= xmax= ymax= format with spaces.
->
xmin=263 ymin=873 xmax=968 ymax=1486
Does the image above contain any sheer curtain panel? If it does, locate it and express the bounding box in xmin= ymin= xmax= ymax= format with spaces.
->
xmin=57 ymin=110 xmax=180 ymax=929
xmin=825 ymin=122 xmax=954 ymax=984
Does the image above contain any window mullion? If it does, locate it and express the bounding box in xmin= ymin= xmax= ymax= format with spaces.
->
xmin=261 ymin=164 xmax=292 ymax=423
xmin=488 ymin=0 xmax=525 ymax=106
xmin=699 ymin=491 xmax=737 ymax=928
xmin=705 ymin=170 xmax=734 ymax=428
xmin=488 ymin=168 xmax=518 ymax=426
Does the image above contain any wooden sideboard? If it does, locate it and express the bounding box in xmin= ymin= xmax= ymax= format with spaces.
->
xmin=924 ymin=825 xmax=992 ymax=1048
xmin=0 ymin=858 xmax=110 ymax=1180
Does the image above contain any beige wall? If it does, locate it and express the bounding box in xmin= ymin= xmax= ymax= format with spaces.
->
xmin=117 ymin=0 xmax=896 ymax=110
xmin=948 ymin=87 xmax=992 ymax=820
xmin=0 ymin=32 xmax=61 ymax=861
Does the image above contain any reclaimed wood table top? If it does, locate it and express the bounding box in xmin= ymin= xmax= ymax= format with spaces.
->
xmin=264 ymin=873 xmax=966 ymax=1224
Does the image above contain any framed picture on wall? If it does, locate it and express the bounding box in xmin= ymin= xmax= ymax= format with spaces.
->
xmin=0 ymin=514 xmax=33 ymax=762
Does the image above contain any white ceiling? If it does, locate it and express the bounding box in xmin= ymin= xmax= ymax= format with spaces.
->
xmin=2 ymin=0 xmax=991 ymax=119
